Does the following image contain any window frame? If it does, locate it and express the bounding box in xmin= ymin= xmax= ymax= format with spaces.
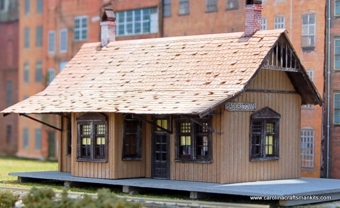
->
xmin=175 ymin=117 xmax=212 ymax=163
xmin=48 ymin=31 xmax=55 ymax=53
xmin=76 ymin=113 xmax=108 ymax=162
xmin=25 ymin=0 xmax=30 ymax=15
xmin=301 ymin=128 xmax=314 ymax=168
xmin=179 ymin=0 xmax=189 ymax=15
xmin=163 ymin=0 xmax=171 ymax=17
xmin=47 ymin=68 xmax=55 ymax=85
xmin=226 ymin=0 xmax=239 ymax=10
xmin=36 ymin=25 xmax=43 ymax=47
xmin=335 ymin=38 xmax=340 ymax=70
xmin=261 ymin=17 xmax=267 ymax=30
xmin=23 ymin=128 xmax=29 ymax=148
xmin=60 ymin=28 xmax=67 ymax=53
xmin=274 ymin=15 xmax=285 ymax=29
xmin=206 ymin=0 xmax=217 ymax=13
xmin=36 ymin=0 xmax=43 ymax=13
xmin=335 ymin=0 xmax=340 ymax=16
xmin=301 ymin=13 xmax=316 ymax=50
xmin=24 ymin=27 xmax=30 ymax=48
xmin=35 ymin=128 xmax=41 ymax=149
xmin=24 ymin=62 xmax=30 ymax=83
xmin=250 ymin=107 xmax=280 ymax=161
xmin=122 ymin=114 xmax=142 ymax=160
xmin=35 ymin=60 xmax=42 ymax=83
xmin=74 ymin=16 xmax=88 ymax=41
xmin=334 ymin=93 xmax=340 ymax=124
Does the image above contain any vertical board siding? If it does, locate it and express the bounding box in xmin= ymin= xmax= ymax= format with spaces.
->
xmin=60 ymin=117 xmax=71 ymax=172
xmin=220 ymin=69 xmax=301 ymax=183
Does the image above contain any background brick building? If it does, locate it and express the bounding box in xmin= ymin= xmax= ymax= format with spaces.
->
xmin=0 ymin=0 xmax=19 ymax=156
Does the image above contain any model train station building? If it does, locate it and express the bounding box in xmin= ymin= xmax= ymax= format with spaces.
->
xmin=2 ymin=4 xmax=321 ymax=184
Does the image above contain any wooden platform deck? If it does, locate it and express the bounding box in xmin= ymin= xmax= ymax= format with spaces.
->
xmin=9 ymin=171 xmax=340 ymax=206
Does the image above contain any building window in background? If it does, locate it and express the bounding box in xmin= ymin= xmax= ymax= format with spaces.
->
xmin=35 ymin=129 xmax=41 ymax=149
xmin=226 ymin=0 xmax=238 ymax=10
xmin=24 ymin=62 xmax=29 ymax=83
xmin=23 ymin=128 xmax=29 ymax=148
xmin=24 ymin=27 xmax=30 ymax=48
xmin=206 ymin=0 xmax=217 ymax=12
xmin=60 ymin=29 xmax=67 ymax=53
xmin=301 ymin=128 xmax=314 ymax=168
xmin=60 ymin=61 xmax=68 ymax=72
xmin=25 ymin=0 xmax=30 ymax=14
xmin=36 ymin=25 xmax=42 ymax=47
xmin=163 ymin=0 xmax=171 ymax=17
xmin=335 ymin=39 xmax=340 ymax=70
xmin=179 ymin=0 xmax=189 ymax=15
xmin=301 ymin=13 xmax=316 ymax=50
xmin=74 ymin=16 xmax=88 ymax=41
xmin=0 ymin=0 xmax=6 ymax=11
xmin=35 ymin=61 xmax=42 ymax=82
xmin=36 ymin=0 xmax=43 ymax=13
xmin=334 ymin=93 xmax=340 ymax=124
xmin=336 ymin=0 xmax=340 ymax=16
xmin=261 ymin=17 xmax=267 ymax=30
xmin=48 ymin=68 xmax=55 ymax=84
xmin=48 ymin=31 xmax=55 ymax=53
xmin=274 ymin=16 xmax=285 ymax=29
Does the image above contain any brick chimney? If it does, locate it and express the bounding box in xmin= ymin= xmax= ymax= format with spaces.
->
xmin=244 ymin=0 xmax=263 ymax=37
xmin=100 ymin=8 xmax=116 ymax=47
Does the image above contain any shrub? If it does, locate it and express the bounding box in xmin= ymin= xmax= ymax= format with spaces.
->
xmin=0 ymin=190 xmax=19 ymax=208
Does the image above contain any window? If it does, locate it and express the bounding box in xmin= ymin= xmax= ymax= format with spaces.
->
xmin=36 ymin=25 xmax=42 ymax=47
xmin=25 ymin=0 xmax=30 ymax=14
xmin=206 ymin=0 xmax=217 ymax=12
xmin=6 ymin=81 xmax=12 ymax=106
xmin=67 ymin=118 xmax=72 ymax=155
xmin=60 ymin=29 xmax=67 ymax=53
xmin=334 ymin=93 xmax=340 ymax=124
xmin=301 ymin=128 xmax=314 ymax=168
xmin=250 ymin=107 xmax=280 ymax=160
xmin=60 ymin=61 xmax=68 ymax=71
xmin=262 ymin=0 xmax=268 ymax=4
xmin=0 ymin=0 xmax=6 ymax=11
xmin=335 ymin=39 xmax=340 ymax=70
xmin=336 ymin=0 xmax=340 ymax=16
xmin=23 ymin=128 xmax=29 ymax=148
xmin=123 ymin=115 xmax=142 ymax=159
xmin=35 ymin=128 xmax=41 ymax=149
xmin=116 ymin=7 xmax=158 ymax=36
xmin=302 ymin=13 xmax=316 ymax=49
xmin=24 ymin=62 xmax=29 ymax=83
xmin=6 ymin=125 xmax=12 ymax=144
xmin=74 ymin=16 xmax=88 ymax=41
xmin=175 ymin=118 xmax=211 ymax=161
xmin=35 ymin=61 xmax=42 ymax=82
xmin=163 ymin=0 xmax=171 ymax=17
xmin=274 ymin=16 xmax=285 ymax=29
xmin=261 ymin=17 xmax=267 ymax=30
xmin=24 ymin=27 xmax=30 ymax=48
xmin=179 ymin=0 xmax=189 ymax=15
xmin=76 ymin=113 xmax=108 ymax=162
xmin=47 ymin=68 xmax=55 ymax=84
xmin=48 ymin=31 xmax=55 ymax=53
xmin=36 ymin=0 xmax=43 ymax=13
xmin=302 ymin=70 xmax=314 ymax=109
xmin=226 ymin=0 xmax=238 ymax=10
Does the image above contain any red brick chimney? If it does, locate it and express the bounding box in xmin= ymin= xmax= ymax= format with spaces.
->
xmin=244 ymin=0 xmax=263 ymax=37
xmin=100 ymin=8 xmax=116 ymax=47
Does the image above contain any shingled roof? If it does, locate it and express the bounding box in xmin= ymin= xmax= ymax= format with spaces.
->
xmin=1 ymin=29 xmax=322 ymax=117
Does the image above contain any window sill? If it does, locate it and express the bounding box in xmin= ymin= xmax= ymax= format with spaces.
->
xmin=302 ymin=47 xmax=315 ymax=52
xmin=250 ymin=157 xmax=280 ymax=162
xmin=205 ymin=10 xmax=217 ymax=13
xmin=175 ymin=159 xmax=212 ymax=164
xmin=76 ymin=158 xmax=107 ymax=163
xmin=123 ymin=157 xmax=142 ymax=161
xmin=301 ymin=167 xmax=314 ymax=171
xmin=178 ymin=13 xmax=189 ymax=16
xmin=226 ymin=8 xmax=238 ymax=11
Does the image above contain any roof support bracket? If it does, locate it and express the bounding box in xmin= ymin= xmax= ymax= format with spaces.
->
xmin=190 ymin=118 xmax=221 ymax=135
xmin=133 ymin=115 xmax=172 ymax=134
xmin=19 ymin=113 xmax=62 ymax=132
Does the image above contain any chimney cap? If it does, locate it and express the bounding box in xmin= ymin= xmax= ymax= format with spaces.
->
xmin=102 ymin=8 xmax=116 ymax=22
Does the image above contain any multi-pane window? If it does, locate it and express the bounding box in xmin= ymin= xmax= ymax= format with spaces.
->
xmin=301 ymin=128 xmax=314 ymax=168
xmin=24 ymin=62 xmax=29 ymax=83
xmin=274 ymin=16 xmax=285 ymax=29
xmin=47 ymin=68 xmax=55 ymax=84
xmin=116 ymin=8 xmax=158 ymax=36
xmin=334 ymin=93 xmax=340 ymax=124
xmin=36 ymin=25 xmax=42 ymax=47
xmin=74 ymin=16 xmax=88 ymax=41
xmin=35 ymin=61 xmax=42 ymax=82
xmin=163 ymin=0 xmax=171 ymax=17
xmin=24 ymin=27 xmax=30 ymax=48
xmin=179 ymin=0 xmax=189 ymax=15
xmin=23 ymin=128 xmax=29 ymax=148
xmin=226 ymin=0 xmax=238 ymax=10
xmin=60 ymin=29 xmax=67 ymax=53
xmin=335 ymin=39 xmax=340 ymax=70
xmin=35 ymin=128 xmax=41 ymax=149
xmin=6 ymin=81 xmax=12 ymax=106
xmin=261 ymin=17 xmax=267 ymax=30
xmin=206 ymin=0 xmax=217 ymax=12
xmin=36 ymin=0 xmax=43 ymax=13
xmin=302 ymin=13 xmax=316 ymax=49
xmin=250 ymin=107 xmax=280 ymax=160
xmin=176 ymin=118 xmax=211 ymax=161
xmin=123 ymin=115 xmax=142 ymax=159
xmin=76 ymin=113 xmax=108 ymax=162
xmin=336 ymin=0 xmax=340 ymax=16
xmin=48 ymin=31 xmax=55 ymax=53
xmin=25 ymin=0 xmax=30 ymax=14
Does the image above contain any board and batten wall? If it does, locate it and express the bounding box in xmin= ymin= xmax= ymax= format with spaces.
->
xmin=219 ymin=69 xmax=301 ymax=183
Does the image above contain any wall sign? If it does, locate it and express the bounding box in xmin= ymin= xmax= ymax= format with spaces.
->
xmin=225 ymin=102 xmax=256 ymax=111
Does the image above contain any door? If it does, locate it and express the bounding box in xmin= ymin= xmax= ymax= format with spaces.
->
xmin=152 ymin=117 xmax=170 ymax=179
